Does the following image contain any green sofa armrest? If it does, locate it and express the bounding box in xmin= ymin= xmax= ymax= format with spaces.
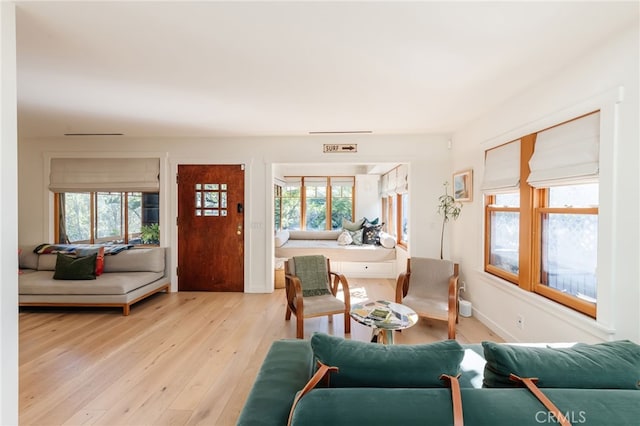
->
xmin=237 ymin=339 xmax=314 ymax=426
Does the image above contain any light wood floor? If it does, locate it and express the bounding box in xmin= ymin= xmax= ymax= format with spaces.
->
xmin=19 ymin=278 xmax=502 ymax=426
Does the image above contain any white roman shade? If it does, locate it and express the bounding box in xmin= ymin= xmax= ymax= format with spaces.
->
xmin=379 ymin=173 xmax=389 ymax=196
xmin=527 ymin=112 xmax=600 ymax=187
xmin=329 ymin=176 xmax=355 ymax=187
xmin=284 ymin=177 xmax=302 ymax=188
xmin=49 ymin=158 xmax=160 ymax=193
xmin=482 ymin=140 xmax=521 ymax=193
xmin=386 ymin=169 xmax=397 ymax=194
xmin=395 ymin=164 xmax=408 ymax=194
xmin=303 ymin=177 xmax=328 ymax=187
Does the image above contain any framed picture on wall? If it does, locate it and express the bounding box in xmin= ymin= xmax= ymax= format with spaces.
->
xmin=453 ymin=169 xmax=473 ymax=202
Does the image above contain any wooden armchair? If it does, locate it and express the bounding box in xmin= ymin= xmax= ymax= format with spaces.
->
xmin=284 ymin=255 xmax=351 ymax=339
xmin=395 ymin=257 xmax=459 ymax=339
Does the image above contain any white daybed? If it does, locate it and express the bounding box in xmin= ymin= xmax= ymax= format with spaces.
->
xmin=274 ymin=230 xmax=397 ymax=278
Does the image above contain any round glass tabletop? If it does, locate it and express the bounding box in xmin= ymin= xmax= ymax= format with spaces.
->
xmin=350 ymin=299 xmax=418 ymax=331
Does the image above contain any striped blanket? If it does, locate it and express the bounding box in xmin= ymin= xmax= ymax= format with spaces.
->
xmin=33 ymin=243 xmax=133 ymax=256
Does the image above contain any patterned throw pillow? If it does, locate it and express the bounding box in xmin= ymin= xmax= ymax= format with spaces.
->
xmin=348 ymin=229 xmax=363 ymax=245
xmin=364 ymin=217 xmax=380 ymax=226
xmin=363 ymin=224 xmax=384 ymax=245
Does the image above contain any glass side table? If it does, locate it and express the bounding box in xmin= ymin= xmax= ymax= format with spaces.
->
xmin=350 ymin=299 xmax=418 ymax=344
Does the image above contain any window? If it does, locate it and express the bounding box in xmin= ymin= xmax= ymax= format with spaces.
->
xmin=536 ymin=184 xmax=598 ymax=306
xmin=56 ymin=191 xmax=159 ymax=245
xmin=304 ymin=178 xmax=328 ymax=230
xmin=380 ymin=165 xmax=409 ymax=247
xmin=279 ymin=180 xmax=302 ymax=230
xmin=274 ymin=184 xmax=282 ymax=230
xmin=400 ymin=192 xmax=409 ymax=244
xmin=486 ymin=192 xmax=520 ymax=279
xmin=483 ymin=112 xmax=600 ymax=317
xmin=275 ymin=176 xmax=354 ymax=231
xmin=330 ymin=180 xmax=354 ymax=230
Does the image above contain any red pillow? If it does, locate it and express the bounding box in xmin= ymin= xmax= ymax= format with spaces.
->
xmin=75 ymin=246 xmax=105 ymax=276
xmin=95 ymin=246 xmax=105 ymax=276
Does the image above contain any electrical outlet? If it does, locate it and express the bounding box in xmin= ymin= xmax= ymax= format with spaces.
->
xmin=516 ymin=315 xmax=524 ymax=329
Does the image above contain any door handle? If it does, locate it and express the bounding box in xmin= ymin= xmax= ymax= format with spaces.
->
xmin=237 ymin=224 xmax=242 ymax=235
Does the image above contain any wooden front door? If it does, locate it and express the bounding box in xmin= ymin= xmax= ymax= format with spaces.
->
xmin=177 ymin=164 xmax=244 ymax=291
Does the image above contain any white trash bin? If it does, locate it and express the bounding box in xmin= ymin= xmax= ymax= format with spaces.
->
xmin=459 ymin=299 xmax=472 ymax=317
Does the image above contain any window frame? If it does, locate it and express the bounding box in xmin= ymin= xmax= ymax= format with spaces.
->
xmin=533 ymin=192 xmax=598 ymax=317
xmin=54 ymin=191 xmax=159 ymax=246
xmin=483 ymin=116 xmax=599 ymax=318
xmin=275 ymin=176 xmax=355 ymax=231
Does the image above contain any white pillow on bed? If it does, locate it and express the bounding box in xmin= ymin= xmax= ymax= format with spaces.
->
xmin=379 ymin=231 xmax=396 ymax=249
xmin=274 ymin=230 xmax=290 ymax=247
xmin=337 ymin=230 xmax=353 ymax=246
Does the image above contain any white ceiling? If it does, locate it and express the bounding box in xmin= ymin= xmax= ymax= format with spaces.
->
xmin=15 ymin=1 xmax=638 ymax=139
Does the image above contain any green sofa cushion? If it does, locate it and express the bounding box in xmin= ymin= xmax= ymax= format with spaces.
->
xmin=289 ymin=387 xmax=640 ymax=426
xmin=482 ymin=340 xmax=640 ymax=389
xmin=310 ymin=333 xmax=464 ymax=388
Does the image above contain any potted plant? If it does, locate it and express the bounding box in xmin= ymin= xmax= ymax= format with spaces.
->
xmin=437 ymin=182 xmax=462 ymax=259
xmin=140 ymin=223 xmax=160 ymax=245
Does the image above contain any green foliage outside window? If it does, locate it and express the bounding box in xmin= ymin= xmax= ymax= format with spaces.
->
xmin=275 ymin=179 xmax=354 ymax=231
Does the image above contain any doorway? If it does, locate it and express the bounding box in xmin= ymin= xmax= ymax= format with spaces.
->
xmin=177 ymin=164 xmax=245 ymax=291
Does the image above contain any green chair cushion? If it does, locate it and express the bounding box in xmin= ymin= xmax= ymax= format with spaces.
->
xmin=310 ymin=333 xmax=464 ymax=388
xmin=482 ymin=340 xmax=640 ymax=389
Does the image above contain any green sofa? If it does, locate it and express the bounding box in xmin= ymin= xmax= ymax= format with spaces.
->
xmin=237 ymin=334 xmax=640 ymax=425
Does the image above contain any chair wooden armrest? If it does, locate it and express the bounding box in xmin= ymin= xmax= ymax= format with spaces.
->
xmin=285 ymin=273 xmax=304 ymax=315
xmin=395 ymin=271 xmax=410 ymax=303
xmin=447 ymin=274 xmax=459 ymax=338
xmin=329 ymin=271 xmax=351 ymax=308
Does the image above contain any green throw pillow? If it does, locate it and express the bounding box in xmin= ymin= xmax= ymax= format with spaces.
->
xmin=53 ymin=253 xmax=97 ymax=280
xmin=482 ymin=340 xmax=640 ymax=389
xmin=310 ymin=333 xmax=464 ymax=388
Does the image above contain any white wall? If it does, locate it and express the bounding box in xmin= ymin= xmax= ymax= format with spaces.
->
xmin=450 ymin=24 xmax=639 ymax=343
xmin=355 ymin=174 xmax=380 ymax=221
xmin=1 ymin=2 xmax=19 ymax=424
xmin=18 ymin=134 xmax=452 ymax=294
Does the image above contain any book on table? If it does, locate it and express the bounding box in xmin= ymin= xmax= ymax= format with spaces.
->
xmin=367 ymin=308 xmax=391 ymax=321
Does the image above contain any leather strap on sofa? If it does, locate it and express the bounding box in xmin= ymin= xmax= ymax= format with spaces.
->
xmin=440 ymin=374 xmax=464 ymax=426
xmin=287 ymin=361 xmax=338 ymax=426
xmin=510 ymin=374 xmax=571 ymax=426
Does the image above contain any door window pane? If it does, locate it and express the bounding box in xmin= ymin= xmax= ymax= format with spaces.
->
xmin=195 ymin=183 xmax=227 ymax=217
